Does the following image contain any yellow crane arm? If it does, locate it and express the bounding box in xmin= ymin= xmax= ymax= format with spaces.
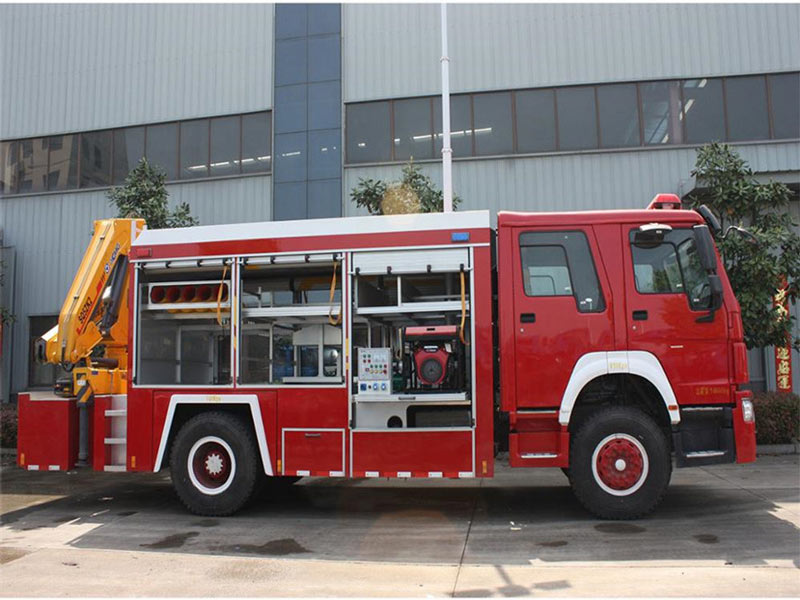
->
xmin=40 ymin=218 xmax=145 ymax=369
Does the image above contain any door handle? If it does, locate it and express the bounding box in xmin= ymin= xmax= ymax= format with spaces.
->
xmin=304 ymin=432 xmax=321 ymax=438
xmin=520 ymin=313 xmax=536 ymax=323
xmin=632 ymin=310 xmax=648 ymax=321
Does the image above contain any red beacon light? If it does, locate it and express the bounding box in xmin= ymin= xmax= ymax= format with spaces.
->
xmin=647 ymin=193 xmax=682 ymax=211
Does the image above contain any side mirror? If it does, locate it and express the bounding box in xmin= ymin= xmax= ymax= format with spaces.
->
xmin=692 ymin=225 xmax=718 ymax=273
xmin=723 ymin=225 xmax=759 ymax=245
xmin=696 ymin=205 xmax=722 ymax=235
xmin=697 ymin=274 xmax=724 ymax=323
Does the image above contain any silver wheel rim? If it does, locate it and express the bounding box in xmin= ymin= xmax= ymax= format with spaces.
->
xmin=187 ymin=436 xmax=237 ymax=496
xmin=591 ymin=433 xmax=649 ymax=497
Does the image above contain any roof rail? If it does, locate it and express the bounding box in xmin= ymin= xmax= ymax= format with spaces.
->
xmin=647 ymin=193 xmax=682 ymax=210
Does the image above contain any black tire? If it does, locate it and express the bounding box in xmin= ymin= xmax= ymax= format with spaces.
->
xmin=568 ymin=406 xmax=671 ymax=520
xmin=170 ymin=411 xmax=260 ymax=516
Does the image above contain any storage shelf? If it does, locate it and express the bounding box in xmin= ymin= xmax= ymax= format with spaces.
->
xmin=356 ymin=301 xmax=468 ymax=315
xmin=242 ymin=305 xmax=341 ymax=318
xmin=354 ymin=392 xmax=469 ymax=404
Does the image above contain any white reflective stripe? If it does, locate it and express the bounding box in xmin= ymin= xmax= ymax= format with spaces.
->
xmin=27 ymin=465 xmax=39 ymax=471
xmin=153 ymin=394 xmax=273 ymax=475
xmin=558 ymin=351 xmax=680 ymax=426
xmin=428 ymin=471 xmax=443 ymax=478
xmin=397 ymin=471 xmax=412 ymax=478
xmin=458 ymin=471 xmax=474 ymax=478
xmin=133 ymin=210 xmax=490 ymax=248
xmin=48 ymin=465 xmax=60 ymax=471
xmin=296 ymin=470 xmax=311 ymax=477
xmin=365 ymin=471 xmax=380 ymax=477
xmin=329 ymin=470 xmax=344 ymax=477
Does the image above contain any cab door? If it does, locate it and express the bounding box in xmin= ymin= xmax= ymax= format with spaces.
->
xmin=623 ymin=226 xmax=729 ymax=405
xmin=512 ymin=228 xmax=614 ymax=408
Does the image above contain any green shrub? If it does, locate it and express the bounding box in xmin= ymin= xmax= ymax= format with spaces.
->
xmin=752 ymin=392 xmax=800 ymax=445
xmin=0 ymin=403 xmax=17 ymax=449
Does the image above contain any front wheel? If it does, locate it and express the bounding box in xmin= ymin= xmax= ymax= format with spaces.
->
xmin=568 ymin=406 xmax=671 ymax=519
xmin=170 ymin=412 xmax=260 ymax=516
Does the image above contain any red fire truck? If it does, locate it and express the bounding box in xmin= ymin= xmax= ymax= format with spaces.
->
xmin=17 ymin=194 xmax=756 ymax=519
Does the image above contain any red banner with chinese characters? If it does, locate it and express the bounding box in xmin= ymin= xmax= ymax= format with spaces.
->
xmin=773 ymin=278 xmax=793 ymax=393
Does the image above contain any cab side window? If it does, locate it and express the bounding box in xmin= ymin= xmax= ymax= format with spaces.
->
xmin=519 ymin=230 xmax=605 ymax=313
xmin=630 ymin=229 xmax=712 ymax=310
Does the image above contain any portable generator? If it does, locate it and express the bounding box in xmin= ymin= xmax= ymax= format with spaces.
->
xmin=403 ymin=325 xmax=467 ymax=392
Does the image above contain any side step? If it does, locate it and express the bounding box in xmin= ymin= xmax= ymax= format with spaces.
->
xmin=92 ymin=395 xmax=128 ymax=471
xmin=673 ymin=406 xmax=735 ymax=467
xmin=508 ymin=410 xmax=569 ymax=468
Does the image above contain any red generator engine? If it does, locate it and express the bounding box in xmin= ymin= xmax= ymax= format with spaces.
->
xmin=404 ymin=325 xmax=467 ymax=392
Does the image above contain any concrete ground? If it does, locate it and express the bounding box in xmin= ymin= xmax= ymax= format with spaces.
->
xmin=0 ymin=455 xmax=798 ymax=597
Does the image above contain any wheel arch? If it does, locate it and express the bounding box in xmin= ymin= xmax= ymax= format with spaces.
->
xmin=558 ymin=351 xmax=680 ymax=430
xmin=153 ymin=394 xmax=273 ymax=475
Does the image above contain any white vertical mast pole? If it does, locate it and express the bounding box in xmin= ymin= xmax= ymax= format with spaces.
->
xmin=440 ymin=2 xmax=453 ymax=212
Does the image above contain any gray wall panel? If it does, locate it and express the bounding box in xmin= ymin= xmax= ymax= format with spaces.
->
xmin=344 ymin=142 xmax=800 ymax=218
xmin=343 ymin=4 xmax=800 ymax=101
xmin=1 ymin=4 xmax=274 ymax=138
xmin=0 ymin=175 xmax=270 ymax=394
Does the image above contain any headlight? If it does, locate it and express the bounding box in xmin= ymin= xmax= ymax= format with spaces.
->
xmin=742 ymin=399 xmax=755 ymax=423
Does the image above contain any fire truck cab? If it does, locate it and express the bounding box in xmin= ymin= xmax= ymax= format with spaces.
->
xmin=17 ymin=196 xmax=756 ymax=519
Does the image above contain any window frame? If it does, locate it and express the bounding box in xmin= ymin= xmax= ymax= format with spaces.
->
xmin=518 ymin=229 xmax=606 ymax=314
xmin=629 ymin=227 xmax=712 ymax=311
xmin=1 ymin=110 xmax=272 ymax=197
xmin=342 ymin=71 xmax=799 ymax=166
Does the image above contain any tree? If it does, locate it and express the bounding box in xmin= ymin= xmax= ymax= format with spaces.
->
xmin=350 ymin=161 xmax=461 ymax=215
xmin=685 ymin=142 xmax=799 ymax=350
xmin=0 ymin=260 xmax=12 ymax=327
xmin=107 ymin=158 xmax=198 ymax=229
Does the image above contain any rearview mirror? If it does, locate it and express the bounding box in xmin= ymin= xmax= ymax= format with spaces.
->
xmin=697 ymin=274 xmax=724 ymax=323
xmin=692 ymin=225 xmax=718 ymax=273
xmin=696 ymin=205 xmax=721 ymax=235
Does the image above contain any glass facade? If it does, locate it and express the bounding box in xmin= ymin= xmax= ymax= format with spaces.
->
xmin=345 ymin=72 xmax=800 ymax=164
xmin=1 ymin=112 xmax=271 ymax=195
xmin=273 ymin=3 xmax=342 ymax=220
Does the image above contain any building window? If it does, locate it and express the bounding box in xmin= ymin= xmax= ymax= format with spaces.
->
xmin=210 ymin=116 xmax=241 ymax=177
xmin=343 ymin=71 xmax=798 ymax=165
xmin=80 ymin=130 xmax=112 ymax=188
xmin=393 ymin=97 xmax=434 ymax=161
xmin=769 ymin=73 xmax=800 ymax=139
xmin=515 ymin=89 xmax=556 ymax=153
xmin=145 ymin=123 xmax=178 ymax=180
xmin=556 ymin=87 xmax=598 ymax=151
xmin=180 ymin=119 xmax=209 ymax=180
xmin=112 ymin=126 xmax=145 ymax=184
xmin=597 ymin=83 xmax=640 ymax=148
xmin=346 ymin=102 xmax=391 ymax=163
xmin=682 ymin=78 xmax=725 ymax=144
xmin=725 ymin=76 xmax=769 ymax=142
xmin=473 ymin=92 xmax=513 ymax=156
xmin=1 ymin=111 xmax=271 ymax=196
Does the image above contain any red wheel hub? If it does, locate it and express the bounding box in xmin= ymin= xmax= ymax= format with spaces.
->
xmin=595 ymin=437 xmax=645 ymax=491
xmin=191 ymin=441 xmax=232 ymax=489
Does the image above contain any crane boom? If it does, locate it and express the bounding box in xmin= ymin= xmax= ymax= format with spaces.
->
xmin=37 ymin=218 xmax=145 ymax=396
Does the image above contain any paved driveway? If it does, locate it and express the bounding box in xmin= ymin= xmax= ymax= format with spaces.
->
xmin=1 ymin=455 xmax=798 ymax=596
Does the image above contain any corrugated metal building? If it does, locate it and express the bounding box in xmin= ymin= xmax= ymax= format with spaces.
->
xmin=1 ymin=3 xmax=798 ymax=399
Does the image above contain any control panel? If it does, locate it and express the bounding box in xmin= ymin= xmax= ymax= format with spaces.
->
xmin=357 ymin=347 xmax=392 ymax=395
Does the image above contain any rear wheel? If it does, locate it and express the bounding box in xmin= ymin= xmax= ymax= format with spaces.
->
xmin=569 ymin=406 xmax=671 ymax=519
xmin=170 ymin=412 xmax=260 ymax=516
